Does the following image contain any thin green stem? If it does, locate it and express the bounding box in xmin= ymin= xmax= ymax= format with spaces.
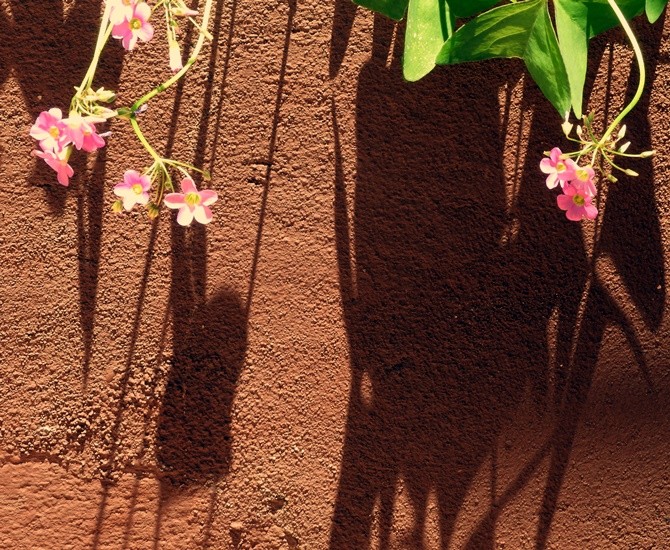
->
xmin=598 ymin=0 xmax=646 ymax=146
xmin=601 ymin=150 xmax=628 ymax=172
xmin=80 ymin=3 xmax=114 ymax=92
xmin=130 ymin=117 xmax=163 ymax=164
xmin=130 ymin=0 xmax=214 ymax=112
xmin=608 ymin=149 xmax=653 ymax=158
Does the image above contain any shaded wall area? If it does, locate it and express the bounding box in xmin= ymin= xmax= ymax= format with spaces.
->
xmin=329 ymin=7 xmax=668 ymax=550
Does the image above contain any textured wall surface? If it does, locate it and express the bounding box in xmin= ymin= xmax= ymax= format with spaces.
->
xmin=1 ymin=1 xmax=670 ymax=548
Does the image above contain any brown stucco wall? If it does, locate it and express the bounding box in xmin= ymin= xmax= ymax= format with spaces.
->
xmin=1 ymin=1 xmax=670 ymax=548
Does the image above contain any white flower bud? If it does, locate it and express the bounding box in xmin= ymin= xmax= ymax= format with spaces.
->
xmin=562 ymin=120 xmax=573 ymax=137
xmin=617 ymin=124 xmax=627 ymax=141
xmin=169 ymin=41 xmax=183 ymax=72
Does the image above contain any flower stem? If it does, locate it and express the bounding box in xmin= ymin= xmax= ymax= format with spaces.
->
xmin=129 ymin=117 xmax=163 ymax=165
xmin=598 ymin=0 xmax=646 ymax=146
xmin=79 ymin=2 xmax=114 ymax=93
xmin=130 ymin=0 xmax=214 ymax=112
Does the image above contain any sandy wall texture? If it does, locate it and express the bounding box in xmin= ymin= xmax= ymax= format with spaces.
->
xmin=1 ymin=0 xmax=670 ymax=548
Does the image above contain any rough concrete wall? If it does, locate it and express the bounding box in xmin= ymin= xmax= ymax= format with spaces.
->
xmin=1 ymin=1 xmax=669 ymax=548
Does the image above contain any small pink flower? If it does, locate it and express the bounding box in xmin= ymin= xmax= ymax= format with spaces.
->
xmin=30 ymin=108 xmax=70 ymax=152
xmin=107 ymin=0 xmax=137 ymax=25
xmin=557 ymin=182 xmax=598 ymax=221
xmin=64 ymin=114 xmax=106 ymax=153
xmin=112 ymin=2 xmax=154 ymax=50
xmin=113 ymin=170 xmax=152 ymax=210
xmin=540 ymin=147 xmax=571 ymax=189
xmin=33 ymin=147 xmax=74 ymax=186
xmin=164 ymin=177 xmax=218 ymax=226
xmin=566 ymin=161 xmax=597 ymax=197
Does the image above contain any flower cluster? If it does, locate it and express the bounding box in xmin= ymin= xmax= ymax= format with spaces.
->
xmin=28 ymin=0 xmax=217 ymax=227
xmin=30 ymin=108 xmax=108 ymax=186
xmin=541 ymin=147 xmax=598 ymax=221
xmin=112 ymin=172 xmax=218 ymax=226
xmin=540 ymin=115 xmax=654 ymax=222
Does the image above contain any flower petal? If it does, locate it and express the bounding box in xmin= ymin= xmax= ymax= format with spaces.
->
xmin=584 ymin=204 xmax=598 ymax=220
xmin=545 ymin=173 xmax=558 ymax=189
xmin=180 ymin=177 xmax=197 ymax=194
xmin=135 ymin=2 xmax=151 ymax=21
xmin=557 ymin=194 xmax=572 ymax=211
xmin=164 ymin=193 xmax=186 ymax=208
xmin=539 ymin=158 xmax=554 ymax=174
xmin=124 ymin=170 xmax=141 ymax=185
xmin=123 ymin=195 xmax=137 ymax=211
xmin=113 ymin=184 xmax=131 ymax=198
xmin=566 ymin=204 xmax=583 ymax=221
xmin=194 ymin=205 xmax=213 ymax=224
xmin=137 ymin=24 xmax=154 ymax=43
xmin=200 ymin=190 xmax=218 ymax=206
xmin=176 ymin=206 xmax=194 ymax=226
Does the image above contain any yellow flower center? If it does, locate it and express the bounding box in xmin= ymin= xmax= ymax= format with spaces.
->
xmin=576 ymin=168 xmax=589 ymax=181
xmin=130 ymin=18 xmax=142 ymax=30
xmin=132 ymin=184 xmax=144 ymax=195
xmin=49 ymin=126 xmax=60 ymax=138
xmin=184 ymin=192 xmax=201 ymax=207
xmin=122 ymin=0 xmax=132 ymax=4
xmin=556 ymin=161 xmax=566 ymax=172
xmin=573 ymin=194 xmax=585 ymax=206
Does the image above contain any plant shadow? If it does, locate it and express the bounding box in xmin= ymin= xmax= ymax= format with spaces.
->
xmin=330 ymin=7 xmax=664 ymax=549
xmin=0 ymin=1 xmax=125 ymax=385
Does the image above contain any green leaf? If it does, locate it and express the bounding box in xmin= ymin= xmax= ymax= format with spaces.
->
xmin=436 ymin=0 xmax=571 ymax=116
xmin=352 ymin=0 xmax=409 ymax=20
xmin=403 ymin=0 xmax=454 ymax=81
xmin=646 ymin=0 xmax=668 ymax=22
xmin=450 ymin=0 xmax=502 ymax=18
xmin=555 ymin=0 xmax=644 ymax=117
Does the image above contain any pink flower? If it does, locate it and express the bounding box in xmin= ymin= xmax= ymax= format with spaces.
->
xmin=33 ymin=147 xmax=74 ymax=186
xmin=64 ymin=114 xmax=106 ymax=153
xmin=557 ymin=182 xmax=598 ymax=221
xmin=566 ymin=161 xmax=597 ymax=197
xmin=112 ymin=2 xmax=153 ymax=50
xmin=113 ymin=170 xmax=152 ymax=210
xmin=539 ymin=147 xmax=571 ymax=189
xmin=107 ymin=0 xmax=137 ymax=25
xmin=30 ymin=108 xmax=69 ymax=152
xmin=164 ymin=177 xmax=218 ymax=226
